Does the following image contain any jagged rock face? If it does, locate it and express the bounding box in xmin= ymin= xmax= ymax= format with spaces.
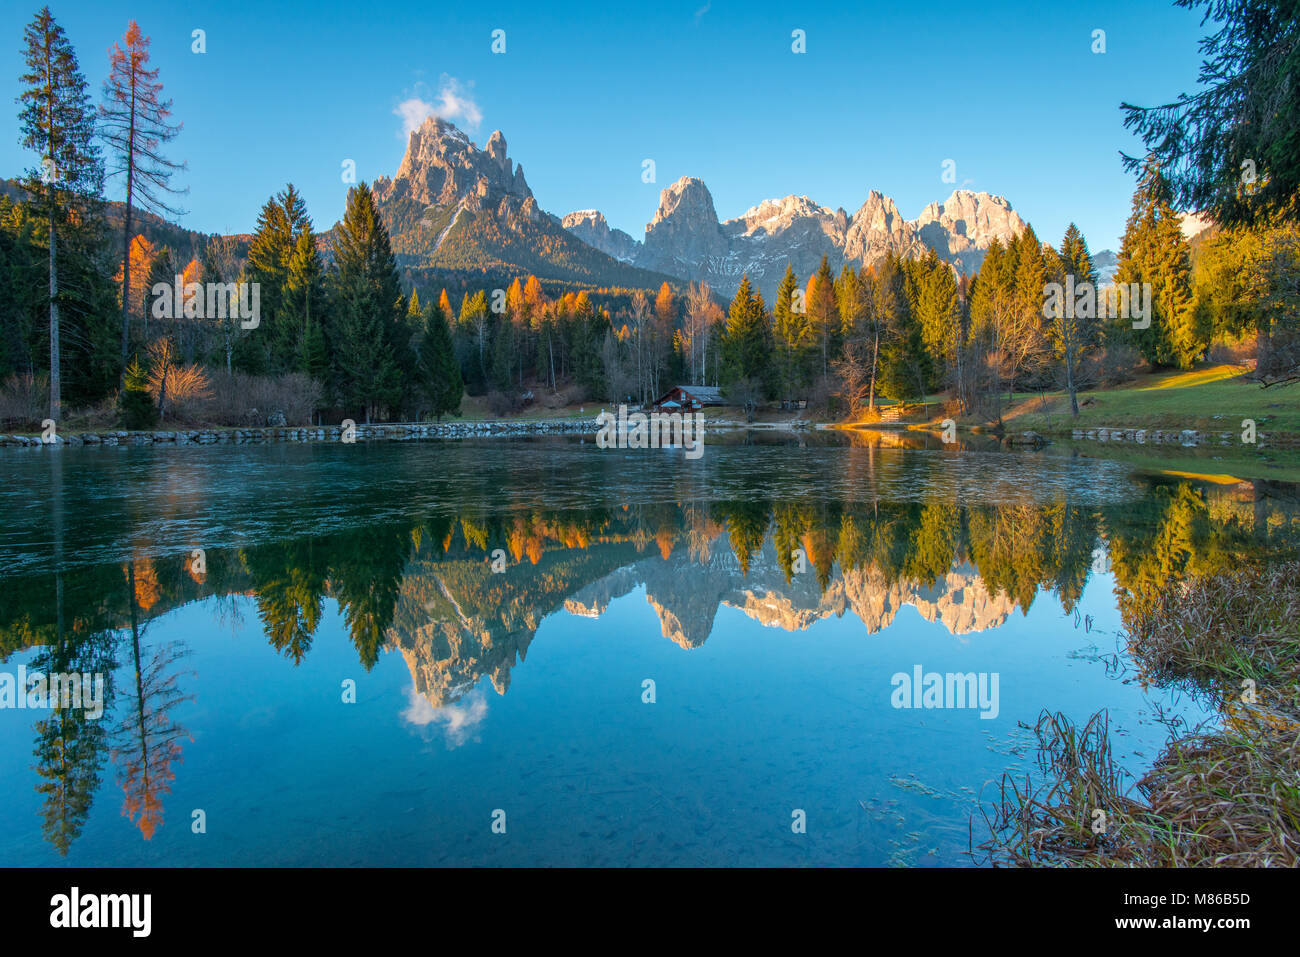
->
xmin=372 ymin=116 xmax=531 ymax=210
xmin=911 ymin=190 xmax=1027 ymax=273
xmin=635 ymin=183 xmax=853 ymax=297
xmin=720 ymin=196 xmax=850 ymax=292
xmin=561 ymin=209 xmax=641 ymax=263
xmin=367 ymin=118 xmax=672 ymax=288
xmin=639 ymin=176 xmax=730 ymax=275
xmin=842 ymin=190 xmax=924 ymax=265
xmin=574 ymin=181 xmax=1026 ymax=300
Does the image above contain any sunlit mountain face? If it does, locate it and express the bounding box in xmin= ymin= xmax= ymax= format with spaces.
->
xmin=2 ymin=434 xmax=1297 ymax=865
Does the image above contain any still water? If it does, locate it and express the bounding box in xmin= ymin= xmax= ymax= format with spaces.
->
xmin=1 ymin=433 xmax=1294 ymax=866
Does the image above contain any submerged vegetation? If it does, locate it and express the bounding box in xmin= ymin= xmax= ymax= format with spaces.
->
xmin=979 ymin=561 xmax=1300 ymax=867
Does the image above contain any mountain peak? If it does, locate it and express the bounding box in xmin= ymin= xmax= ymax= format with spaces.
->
xmin=374 ymin=117 xmax=531 ymax=210
xmin=641 ymin=176 xmax=727 ymax=270
xmin=562 ymin=209 xmax=640 ymax=262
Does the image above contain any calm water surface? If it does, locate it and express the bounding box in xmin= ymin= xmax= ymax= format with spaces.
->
xmin=1 ymin=434 xmax=1295 ymax=866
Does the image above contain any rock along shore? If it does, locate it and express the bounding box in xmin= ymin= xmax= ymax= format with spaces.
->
xmin=1067 ymin=426 xmax=1285 ymax=449
xmin=0 ymin=419 xmax=600 ymax=449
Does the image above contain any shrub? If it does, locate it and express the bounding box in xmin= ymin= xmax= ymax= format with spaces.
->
xmin=1208 ymin=333 xmax=1257 ymax=366
xmin=1097 ymin=343 xmax=1143 ymax=387
xmin=205 ymin=371 xmax=322 ymax=427
xmin=145 ymin=338 xmax=213 ymax=422
xmin=486 ymin=390 xmax=526 ymax=417
xmin=0 ymin=373 xmax=49 ymax=430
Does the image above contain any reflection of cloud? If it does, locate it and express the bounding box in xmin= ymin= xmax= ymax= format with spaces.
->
xmin=394 ymin=76 xmax=483 ymax=136
xmin=402 ymin=686 xmax=487 ymax=747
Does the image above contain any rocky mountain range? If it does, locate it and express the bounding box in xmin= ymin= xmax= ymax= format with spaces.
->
xmin=571 ymin=176 xmax=1032 ymax=300
xmin=366 ymin=118 xmax=1040 ymax=299
xmin=369 ymin=117 xmax=676 ymax=292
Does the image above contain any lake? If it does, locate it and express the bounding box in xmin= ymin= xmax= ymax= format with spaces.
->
xmin=1 ymin=433 xmax=1295 ymax=866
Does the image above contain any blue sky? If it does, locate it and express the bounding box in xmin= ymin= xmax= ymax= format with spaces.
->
xmin=3 ymin=0 xmax=1208 ymax=252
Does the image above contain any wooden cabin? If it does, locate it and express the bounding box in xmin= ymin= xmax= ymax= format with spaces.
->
xmin=651 ymin=385 xmax=728 ymax=412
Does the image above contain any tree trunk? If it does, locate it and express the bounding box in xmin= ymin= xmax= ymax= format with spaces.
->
xmin=119 ymin=96 xmax=136 ymax=363
xmin=48 ymin=208 xmax=60 ymax=422
xmin=1066 ymin=334 xmax=1079 ymax=416
xmin=868 ymin=329 xmax=879 ymax=410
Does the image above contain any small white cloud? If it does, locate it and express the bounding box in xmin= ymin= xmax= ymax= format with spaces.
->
xmin=395 ymin=76 xmax=483 ymax=137
xmin=694 ymin=2 xmax=711 ymax=23
xmin=402 ymin=685 xmax=488 ymax=748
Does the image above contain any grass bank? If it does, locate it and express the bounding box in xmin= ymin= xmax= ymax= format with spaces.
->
xmin=978 ymin=561 xmax=1300 ymax=867
xmin=1004 ymin=364 xmax=1300 ymax=437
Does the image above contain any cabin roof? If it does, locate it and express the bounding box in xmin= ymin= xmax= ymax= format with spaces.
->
xmin=670 ymin=385 xmax=725 ymax=404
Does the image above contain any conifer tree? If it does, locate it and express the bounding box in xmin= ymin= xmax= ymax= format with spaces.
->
xmin=99 ymin=21 xmax=186 ymax=362
xmin=1114 ymin=165 xmax=1202 ymax=368
xmin=417 ymin=300 xmax=462 ymax=421
xmin=1052 ymin=223 xmax=1098 ymax=415
xmin=806 ymin=255 xmax=839 ymax=380
xmin=285 ymin=229 xmax=328 ymax=388
xmin=721 ymin=275 xmax=773 ymax=394
xmin=328 ymin=183 xmax=403 ymax=422
xmin=772 ymin=264 xmax=812 ymax=400
xmin=19 ymin=7 xmax=103 ymax=421
xmin=1121 ymin=0 xmax=1300 ymax=228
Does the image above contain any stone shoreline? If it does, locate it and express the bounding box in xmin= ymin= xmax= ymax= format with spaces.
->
xmin=0 ymin=418 xmax=600 ymax=448
xmin=1068 ymin=426 xmax=1282 ymax=448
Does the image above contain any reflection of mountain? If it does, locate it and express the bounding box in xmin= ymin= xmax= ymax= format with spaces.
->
xmin=386 ymin=532 xmax=1018 ymax=706
xmin=388 ymin=537 xmax=643 ymax=707
xmin=635 ymin=544 xmax=1013 ymax=649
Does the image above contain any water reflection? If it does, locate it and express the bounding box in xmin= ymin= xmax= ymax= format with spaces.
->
xmin=1 ymin=438 xmax=1298 ymax=857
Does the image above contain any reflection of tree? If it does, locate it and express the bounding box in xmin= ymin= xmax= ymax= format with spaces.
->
xmin=330 ymin=526 xmax=411 ymax=670
xmin=902 ymin=502 xmax=962 ymax=586
xmin=8 ymin=469 xmax=1299 ymax=737
xmin=712 ymin=500 xmax=771 ymax=575
xmin=1105 ymin=484 xmax=1210 ymax=631
xmin=242 ymin=539 xmax=329 ymax=665
xmin=30 ymin=626 xmax=116 ymax=855
xmin=1044 ymin=503 xmax=1098 ymax=614
xmin=968 ymin=504 xmax=1050 ymax=612
xmin=111 ymin=563 xmax=192 ymax=840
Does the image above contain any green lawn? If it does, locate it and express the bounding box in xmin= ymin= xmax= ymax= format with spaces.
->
xmin=1005 ymin=365 xmax=1300 ymax=436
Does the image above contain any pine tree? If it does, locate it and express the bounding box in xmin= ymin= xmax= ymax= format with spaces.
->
xmin=915 ymin=255 xmax=963 ymax=395
xmin=118 ymin=353 xmax=157 ymax=428
xmin=328 ymin=183 xmax=403 ymax=422
xmin=721 ymin=275 xmax=773 ymax=394
xmin=772 ymin=264 xmax=812 ymax=400
xmin=99 ymin=20 xmax=186 ymax=362
xmin=18 ymin=7 xmax=103 ymax=422
xmin=1121 ymin=0 xmax=1300 ymax=228
xmin=1053 ymin=223 xmax=1099 ymax=415
xmin=417 ymin=300 xmax=462 ymax=421
xmin=874 ymin=252 xmax=929 ymax=406
xmin=1114 ymin=165 xmax=1202 ymax=368
xmin=285 ymin=229 xmax=328 ymax=390
xmin=247 ymin=186 xmax=311 ymax=372
xmin=806 ymin=255 xmax=839 ymax=380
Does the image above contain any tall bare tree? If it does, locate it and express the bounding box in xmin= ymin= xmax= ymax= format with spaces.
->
xmin=99 ymin=20 xmax=187 ymax=362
